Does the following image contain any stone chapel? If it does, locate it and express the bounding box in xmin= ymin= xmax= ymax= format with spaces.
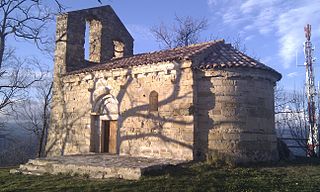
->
xmin=46 ymin=5 xmax=282 ymax=164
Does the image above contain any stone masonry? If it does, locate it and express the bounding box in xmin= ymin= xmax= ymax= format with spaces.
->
xmin=46 ymin=5 xmax=282 ymax=165
xmin=12 ymin=154 xmax=184 ymax=180
xmin=194 ymin=68 xmax=279 ymax=163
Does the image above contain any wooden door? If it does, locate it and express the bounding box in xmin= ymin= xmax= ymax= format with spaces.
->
xmin=108 ymin=121 xmax=117 ymax=154
xmin=101 ymin=121 xmax=109 ymax=153
xmin=101 ymin=120 xmax=117 ymax=154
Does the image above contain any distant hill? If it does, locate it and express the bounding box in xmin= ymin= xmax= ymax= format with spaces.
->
xmin=0 ymin=122 xmax=37 ymax=167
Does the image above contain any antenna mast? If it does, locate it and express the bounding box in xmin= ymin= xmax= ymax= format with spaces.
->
xmin=304 ymin=24 xmax=319 ymax=157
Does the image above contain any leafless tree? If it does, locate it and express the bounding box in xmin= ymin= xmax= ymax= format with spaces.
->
xmin=229 ymin=34 xmax=247 ymax=55
xmin=151 ymin=15 xmax=208 ymax=49
xmin=0 ymin=1 xmax=105 ymax=162
xmin=0 ymin=0 xmax=53 ymax=68
xmin=150 ymin=15 xmax=258 ymax=61
xmin=0 ymin=56 xmax=47 ymax=115
xmin=275 ymin=87 xmax=308 ymax=154
xmin=275 ymin=86 xmax=291 ymax=136
xmin=0 ymin=1 xmax=57 ymax=116
xmin=16 ymin=78 xmax=52 ymax=157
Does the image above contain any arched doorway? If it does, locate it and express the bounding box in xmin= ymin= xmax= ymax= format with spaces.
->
xmin=90 ymin=92 xmax=119 ymax=154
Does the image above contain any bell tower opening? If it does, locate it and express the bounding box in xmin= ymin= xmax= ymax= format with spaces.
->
xmin=113 ymin=40 xmax=125 ymax=59
xmin=84 ymin=21 xmax=90 ymax=60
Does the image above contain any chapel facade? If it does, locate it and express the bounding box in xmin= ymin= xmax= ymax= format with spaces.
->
xmin=46 ymin=6 xmax=282 ymax=164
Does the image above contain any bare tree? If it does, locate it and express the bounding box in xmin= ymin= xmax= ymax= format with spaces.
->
xmin=0 ymin=0 xmax=54 ymax=160
xmin=229 ymin=34 xmax=247 ymax=55
xmin=275 ymin=86 xmax=291 ymax=136
xmin=0 ymin=1 xmax=58 ymax=116
xmin=275 ymin=87 xmax=308 ymax=154
xmin=0 ymin=0 xmax=53 ymax=68
xmin=16 ymin=78 xmax=52 ymax=157
xmin=150 ymin=15 xmax=257 ymax=61
xmin=37 ymin=81 xmax=52 ymax=157
xmin=0 ymin=56 xmax=48 ymax=114
xmin=0 ymin=1 xmax=105 ymax=162
xmin=151 ymin=15 xmax=208 ymax=49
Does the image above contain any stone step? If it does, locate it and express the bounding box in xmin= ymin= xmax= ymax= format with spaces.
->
xmin=50 ymin=163 xmax=142 ymax=179
xmin=14 ymin=161 xmax=142 ymax=180
xmin=19 ymin=163 xmax=51 ymax=173
xmin=28 ymin=159 xmax=53 ymax=166
xmin=10 ymin=168 xmax=44 ymax=176
xmin=20 ymin=169 xmax=44 ymax=176
xmin=11 ymin=154 xmax=186 ymax=180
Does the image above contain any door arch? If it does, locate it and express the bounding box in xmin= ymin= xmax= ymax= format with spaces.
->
xmin=90 ymin=92 xmax=119 ymax=154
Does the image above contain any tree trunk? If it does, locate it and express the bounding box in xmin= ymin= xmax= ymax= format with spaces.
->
xmin=0 ymin=36 xmax=5 ymax=70
xmin=38 ymin=83 xmax=53 ymax=157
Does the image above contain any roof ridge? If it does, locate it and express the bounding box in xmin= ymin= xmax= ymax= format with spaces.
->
xmin=178 ymin=39 xmax=224 ymax=48
xmin=184 ymin=39 xmax=225 ymax=59
xmin=134 ymin=39 xmax=225 ymax=56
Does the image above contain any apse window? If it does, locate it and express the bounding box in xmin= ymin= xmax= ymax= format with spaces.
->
xmin=149 ymin=91 xmax=158 ymax=112
xmin=113 ymin=40 xmax=124 ymax=58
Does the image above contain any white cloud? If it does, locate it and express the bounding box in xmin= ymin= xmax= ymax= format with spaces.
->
xmin=207 ymin=0 xmax=320 ymax=69
xmin=244 ymin=35 xmax=254 ymax=41
xmin=287 ymin=72 xmax=300 ymax=78
xmin=207 ymin=0 xmax=217 ymax=6
xmin=276 ymin=1 xmax=320 ymax=68
xmin=240 ymin=0 xmax=277 ymax=14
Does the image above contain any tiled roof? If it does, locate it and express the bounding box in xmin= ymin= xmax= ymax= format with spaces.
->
xmin=195 ymin=42 xmax=282 ymax=79
xmin=68 ymin=39 xmax=281 ymax=79
xmin=69 ymin=40 xmax=219 ymax=74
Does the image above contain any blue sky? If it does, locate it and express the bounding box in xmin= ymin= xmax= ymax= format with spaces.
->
xmin=12 ymin=0 xmax=320 ymax=90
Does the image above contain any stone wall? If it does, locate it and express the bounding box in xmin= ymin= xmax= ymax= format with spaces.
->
xmin=194 ymin=68 xmax=279 ymax=163
xmin=47 ymin=60 xmax=195 ymax=160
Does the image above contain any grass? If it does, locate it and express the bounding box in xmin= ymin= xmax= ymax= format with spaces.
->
xmin=1 ymin=158 xmax=320 ymax=192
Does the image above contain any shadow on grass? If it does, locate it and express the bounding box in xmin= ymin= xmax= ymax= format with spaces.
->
xmin=143 ymin=161 xmax=198 ymax=177
xmin=236 ymin=156 xmax=320 ymax=169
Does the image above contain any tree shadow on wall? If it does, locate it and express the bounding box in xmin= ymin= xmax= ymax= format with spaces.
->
xmin=46 ymin=32 xmax=93 ymax=156
xmin=193 ymin=69 xmax=215 ymax=160
xmin=83 ymin=64 xmax=197 ymax=158
xmin=48 ymin=33 xmax=216 ymax=160
xmin=46 ymin=71 xmax=91 ymax=156
xmin=111 ymin=62 xmax=215 ymax=160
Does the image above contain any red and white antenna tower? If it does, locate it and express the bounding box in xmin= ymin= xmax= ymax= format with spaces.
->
xmin=304 ymin=24 xmax=319 ymax=157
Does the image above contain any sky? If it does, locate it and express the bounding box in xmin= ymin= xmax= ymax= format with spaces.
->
xmin=11 ymin=0 xmax=320 ymax=91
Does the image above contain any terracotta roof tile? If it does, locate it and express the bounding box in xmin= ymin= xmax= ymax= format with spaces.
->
xmin=67 ymin=40 xmax=222 ymax=75
xmin=193 ymin=43 xmax=281 ymax=80
xmin=67 ymin=39 xmax=281 ymax=80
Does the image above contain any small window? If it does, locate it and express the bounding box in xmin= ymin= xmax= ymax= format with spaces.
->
xmin=113 ymin=40 xmax=125 ymax=58
xmin=149 ymin=91 xmax=158 ymax=112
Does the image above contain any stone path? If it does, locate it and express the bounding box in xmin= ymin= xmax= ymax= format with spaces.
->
xmin=10 ymin=154 xmax=186 ymax=180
